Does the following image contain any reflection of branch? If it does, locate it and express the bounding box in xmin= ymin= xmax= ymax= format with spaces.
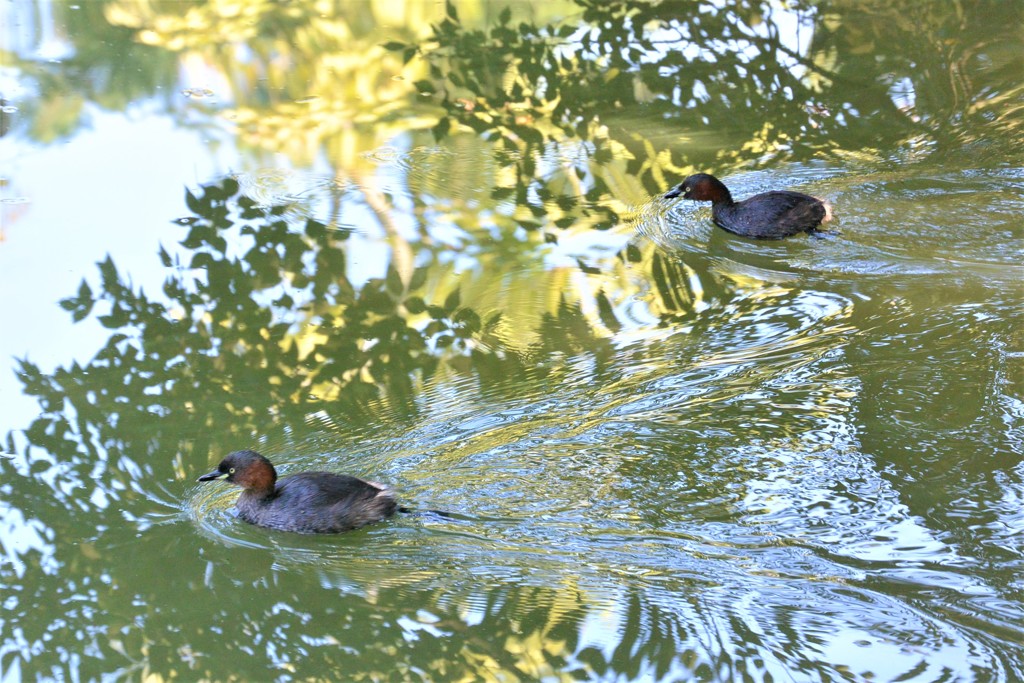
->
xmin=766 ymin=30 xmax=935 ymax=135
xmin=630 ymin=16 xmax=851 ymax=90
xmin=770 ymin=40 xmax=846 ymax=88
xmin=356 ymin=174 xmax=415 ymax=287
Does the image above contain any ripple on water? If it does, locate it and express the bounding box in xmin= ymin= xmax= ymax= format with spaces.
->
xmin=184 ymin=415 xmax=1020 ymax=677
xmin=363 ymin=144 xmax=485 ymax=205
xmin=636 ymin=165 xmax=1023 ymax=281
xmin=189 ymin=480 xmax=272 ymax=551
xmin=183 ymin=157 xmax=1019 ymax=674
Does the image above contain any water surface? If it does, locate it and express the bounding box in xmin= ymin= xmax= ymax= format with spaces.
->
xmin=2 ymin=1 xmax=1022 ymax=680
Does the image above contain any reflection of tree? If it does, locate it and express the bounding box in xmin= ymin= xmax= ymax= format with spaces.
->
xmin=390 ymin=0 xmax=845 ymax=208
xmin=28 ymin=179 xmax=479 ymax=449
xmin=15 ymin=0 xmax=1022 ymax=173
xmin=9 ymin=2 xmax=176 ymax=141
xmin=4 ymin=171 xmax=782 ymax=679
xmin=0 ymin=516 xmax=702 ymax=682
xmin=25 ymin=0 xmax=1012 ymax=252
xmin=8 ymin=2 xmax=1023 ymax=678
xmin=1 ymin=176 xmax=618 ymax=677
xmin=15 ymin=1 xmax=1021 ymax=240
xmin=387 ymin=0 xmax=1022 ymax=227
xmin=806 ymin=0 xmax=1024 ymax=161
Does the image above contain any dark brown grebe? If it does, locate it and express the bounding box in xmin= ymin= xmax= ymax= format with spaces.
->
xmin=198 ymin=450 xmax=397 ymax=533
xmin=665 ymin=173 xmax=832 ymax=239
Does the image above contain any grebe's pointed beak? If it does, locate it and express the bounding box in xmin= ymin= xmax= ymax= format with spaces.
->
xmin=197 ymin=469 xmax=229 ymax=482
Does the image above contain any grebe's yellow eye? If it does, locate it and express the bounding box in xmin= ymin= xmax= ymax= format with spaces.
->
xmin=229 ymin=467 xmax=235 ymax=474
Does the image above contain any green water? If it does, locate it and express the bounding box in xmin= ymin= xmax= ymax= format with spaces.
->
xmin=2 ymin=1 xmax=1022 ymax=680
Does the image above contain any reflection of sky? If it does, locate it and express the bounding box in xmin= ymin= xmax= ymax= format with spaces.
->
xmin=5 ymin=0 xmax=75 ymax=62
xmin=0 ymin=105 xmax=240 ymax=430
xmin=0 ymin=499 xmax=56 ymax=579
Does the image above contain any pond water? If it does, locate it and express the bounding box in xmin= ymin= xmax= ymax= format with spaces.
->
xmin=2 ymin=1 xmax=1023 ymax=681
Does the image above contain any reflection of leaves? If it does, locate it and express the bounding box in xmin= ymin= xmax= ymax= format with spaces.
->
xmin=13 ymin=180 xmax=492 ymax=506
xmin=17 ymin=177 xmax=652 ymax=508
xmin=392 ymin=1 xmax=851 ymax=199
xmin=0 ymin=543 xmax=647 ymax=682
xmin=58 ymin=280 xmax=94 ymax=323
xmin=16 ymin=142 xmax=710 ymax=530
xmin=385 ymin=0 xmax=1023 ymax=217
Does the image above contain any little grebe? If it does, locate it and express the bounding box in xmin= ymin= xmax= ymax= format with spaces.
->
xmin=664 ymin=173 xmax=831 ymax=239
xmin=198 ymin=450 xmax=397 ymax=533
